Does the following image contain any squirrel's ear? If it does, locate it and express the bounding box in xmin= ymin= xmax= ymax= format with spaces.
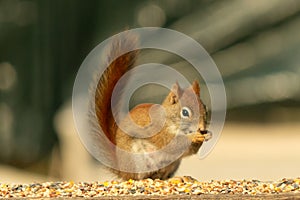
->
xmin=169 ymin=82 xmax=181 ymax=104
xmin=192 ymin=80 xmax=200 ymax=95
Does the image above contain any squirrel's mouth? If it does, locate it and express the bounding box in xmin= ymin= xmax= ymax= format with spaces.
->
xmin=200 ymin=129 xmax=212 ymax=141
xmin=199 ymin=129 xmax=208 ymax=134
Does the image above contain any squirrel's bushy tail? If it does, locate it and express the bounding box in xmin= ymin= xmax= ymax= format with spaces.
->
xmin=94 ymin=33 xmax=139 ymax=143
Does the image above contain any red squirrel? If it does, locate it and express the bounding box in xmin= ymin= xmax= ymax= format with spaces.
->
xmin=91 ymin=33 xmax=211 ymax=180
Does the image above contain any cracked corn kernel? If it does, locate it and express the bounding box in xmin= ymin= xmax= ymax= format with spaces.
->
xmin=103 ymin=181 xmax=109 ymax=187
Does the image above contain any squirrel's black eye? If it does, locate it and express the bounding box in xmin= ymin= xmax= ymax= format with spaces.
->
xmin=181 ymin=107 xmax=191 ymax=119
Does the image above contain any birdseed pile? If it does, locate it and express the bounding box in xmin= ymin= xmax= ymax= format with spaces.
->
xmin=0 ymin=176 xmax=300 ymax=198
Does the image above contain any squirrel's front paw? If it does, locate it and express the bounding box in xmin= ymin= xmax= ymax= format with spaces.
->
xmin=188 ymin=133 xmax=205 ymax=143
xmin=188 ymin=131 xmax=212 ymax=143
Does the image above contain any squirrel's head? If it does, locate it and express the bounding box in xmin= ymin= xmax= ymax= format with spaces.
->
xmin=162 ymin=81 xmax=208 ymax=135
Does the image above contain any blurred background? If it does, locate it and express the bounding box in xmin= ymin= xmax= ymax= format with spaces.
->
xmin=0 ymin=0 xmax=300 ymax=183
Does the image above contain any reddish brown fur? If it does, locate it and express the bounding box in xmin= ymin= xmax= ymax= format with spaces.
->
xmin=93 ymin=34 xmax=209 ymax=180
